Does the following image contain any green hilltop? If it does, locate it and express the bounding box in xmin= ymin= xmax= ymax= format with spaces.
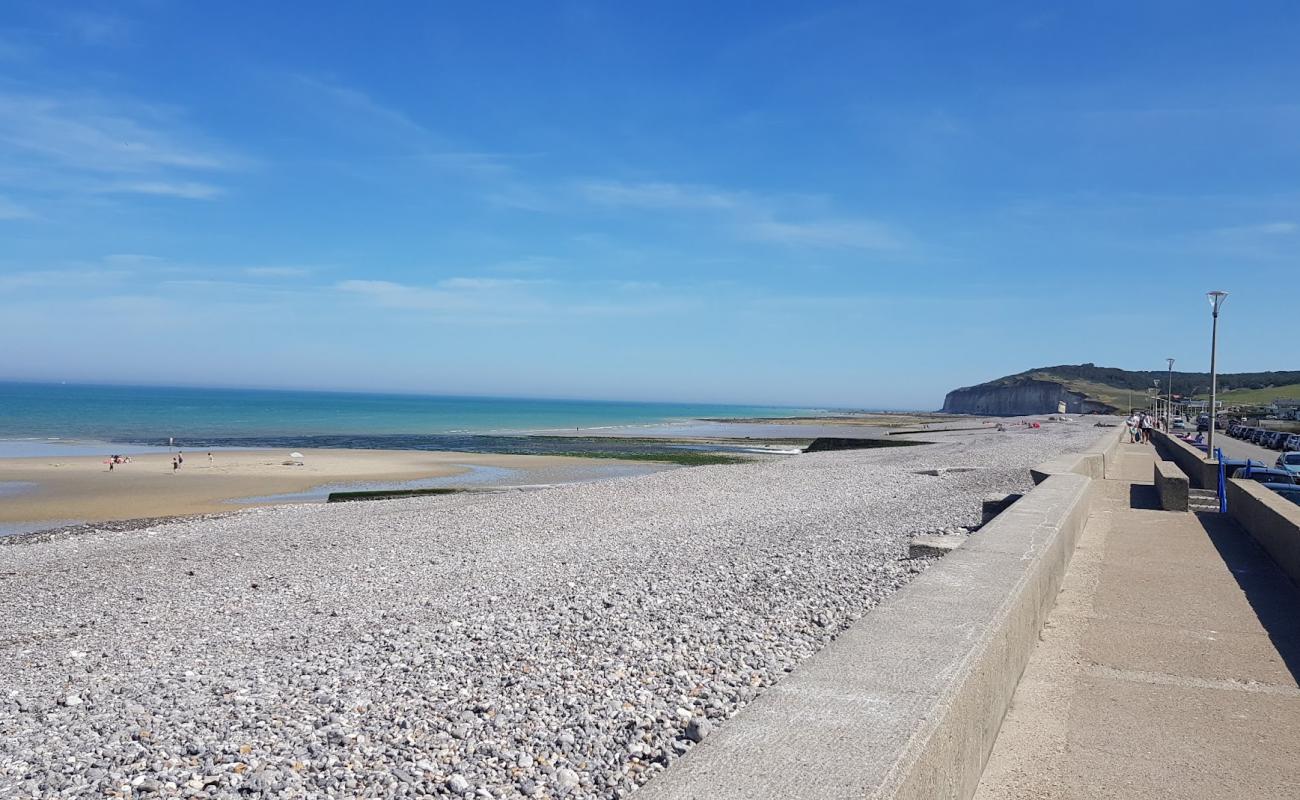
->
xmin=960 ymin=363 xmax=1300 ymax=411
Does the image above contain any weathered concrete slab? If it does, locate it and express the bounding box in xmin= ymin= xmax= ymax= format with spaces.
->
xmin=636 ymin=471 xmax=1094 ymax=800
xmin=909 ymin=534 xmax=964 ymax=558
xmin=1153 ymin=459 xmax=1189 ymax=512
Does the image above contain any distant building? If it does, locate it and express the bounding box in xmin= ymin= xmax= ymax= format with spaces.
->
xmin=1273 ymin=398 xmax=1300 ymax=420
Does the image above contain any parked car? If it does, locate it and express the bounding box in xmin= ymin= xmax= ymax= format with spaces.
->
xmin=1231 ymin=466 xmax=1299 ymax=484
xmin=1252 ymin=428 xmax=1273 ymax=445
xmin=1275 ymin=451 xmax=1300 ymax=477
xmin=1221 ymin=458 xmax=1263 ymax=477
xmin=1235 ymin=426 xmax=1254 ymax=440
xmin=1284 ymin=434 xmax=1300 ymax=451
xmin=1173 ymin=419 xmax=1188 ymax=431
xmin=1263 ymin=482 xmax=1300 ymax=506
xmin=1266 ymin=431 xmax=1290 ymax=450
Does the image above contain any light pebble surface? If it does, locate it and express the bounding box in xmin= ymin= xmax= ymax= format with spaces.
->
xmin=0 ymin=421 xmax=1109 ymax=799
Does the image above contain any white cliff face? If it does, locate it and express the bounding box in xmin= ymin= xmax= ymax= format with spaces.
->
xmin=942 ymin=379 xmax=1111 ymax=416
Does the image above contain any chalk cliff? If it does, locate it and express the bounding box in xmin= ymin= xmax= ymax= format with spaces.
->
xmin=942 ymin=377 xmax=1116 ymax=416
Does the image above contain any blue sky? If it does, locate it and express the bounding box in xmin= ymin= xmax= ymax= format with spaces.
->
xmin=1 ymin=2 xmax=1297 ymax=409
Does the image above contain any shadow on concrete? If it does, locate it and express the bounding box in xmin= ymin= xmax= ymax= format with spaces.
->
xmin=1128 ymin=484 xmax=1162 ymax=510
xmin=1197 ymin=513 xmax=1300 ymax=683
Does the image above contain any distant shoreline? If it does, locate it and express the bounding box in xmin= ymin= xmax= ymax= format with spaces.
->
xmin=0 ymin=412 xmax=932 ymax=540
xmin=0 ymin=447 xmax=669 ymax=541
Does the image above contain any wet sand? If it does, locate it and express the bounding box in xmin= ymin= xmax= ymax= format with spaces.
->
xmin=702 ymin=412 xmax=963 ymax=428
xmin=0 ymin=448 xmax=626 ymax=530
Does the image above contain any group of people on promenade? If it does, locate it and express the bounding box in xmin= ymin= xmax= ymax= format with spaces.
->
xmin=1126 ymin=411 xmax=1161 ymax=444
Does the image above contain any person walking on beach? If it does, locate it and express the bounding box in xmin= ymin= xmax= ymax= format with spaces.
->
xmin=172 ymin=456 xmax=178 ymax=472
xmin=178 ymin=451 xmax=184 ymax=467
xmin=208 ymin=451 xmax=213 ymax=465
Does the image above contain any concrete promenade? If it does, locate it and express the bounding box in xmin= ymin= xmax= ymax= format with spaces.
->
xmin=976 ymin=441 xmax=1300 ymax=799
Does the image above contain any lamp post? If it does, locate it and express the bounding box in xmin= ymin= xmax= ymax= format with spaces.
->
xmin=1166 ymin=357 xmax=1175 ymax=431
xmin=1207 ymin=291 xmax=1228 ymax=458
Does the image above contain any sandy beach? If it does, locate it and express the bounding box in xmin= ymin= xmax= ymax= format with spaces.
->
xmin=0 ymin=448 xmax=642 ymax=531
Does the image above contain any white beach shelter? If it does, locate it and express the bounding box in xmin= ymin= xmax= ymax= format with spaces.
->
xmin=289 ymin=452 xmax=304 ymax=466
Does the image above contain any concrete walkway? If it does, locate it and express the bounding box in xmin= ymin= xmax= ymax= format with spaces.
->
xmin=975 ymin=442 xmax=1300 ymax=800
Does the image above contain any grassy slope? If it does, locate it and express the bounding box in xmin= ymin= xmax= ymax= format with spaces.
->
xmin=1195 ymin=383 xmax=1300 ymax=405
xmin=970 ymin=366 xmax=1300 ymax=412
xmin=1032 ymin=374 xmax=1300 ymax=408
xmin=1025 ymin=372 xmax=1134 ymax=410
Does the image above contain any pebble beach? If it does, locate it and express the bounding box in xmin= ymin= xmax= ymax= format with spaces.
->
xmin=0 ymin=420 xmax=1109 ymax=799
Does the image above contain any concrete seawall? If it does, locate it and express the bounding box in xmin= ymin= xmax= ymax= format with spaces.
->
xmin=1227 ymin=478 xmax=1300 ymax=585
xmin=1029 ymin=423 xmax=1124 ymax=482
xmin=638 ymin=427 xmax=1122 ymax=800
xmin=1149 ymin=429 xmax=1217 ymax=489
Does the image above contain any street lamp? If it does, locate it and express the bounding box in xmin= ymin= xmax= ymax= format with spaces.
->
xmin=1166 ymin=357 xmax=1175 ymax=431
xmin=1207 ymin=291 xmax=1228 ymax=458
xmin=1153 ymin=379 xmax=1161 ymax=423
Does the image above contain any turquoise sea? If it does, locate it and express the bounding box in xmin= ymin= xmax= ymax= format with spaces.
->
xmin=0 ymin=382 xmax=815 ymax=453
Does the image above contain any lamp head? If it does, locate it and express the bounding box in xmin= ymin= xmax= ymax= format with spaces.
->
xmin=1207 ymin=290 xmax=1228 ymax=314
xmin=1167 ymin=357 xmax=1175 ymax=369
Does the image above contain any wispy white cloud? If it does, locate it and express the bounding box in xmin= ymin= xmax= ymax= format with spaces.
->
xmin=574 ymin=178 xmax=910 ymax=252
xmin=0 ymin=268 xmax=131 ymax=292
xmin=741 ymin=218 xmax=907 ymax=251
xmin=1211 ymin=221 xmax=1296 ymax=236
xmin=295 ymin=76 xmax=430 ymax=140
xmin=291 ymin=76 xmax=523 ymax=178
xmin=335 ymin=276 xmax=546 ymax=315
xmin=103 ymin=253 xmax=166 ymax=266
xmin=0 ymin=88 xmax=242 ymax=211
xmin=438 ymin=277 xmax=544 ymax=290
xmin=421 ymin=151 xmax=523 ymax=177
xmin=336 ymin=279 xmax=501 ymax=314
xmin=99 ymin=180 xmax=224 ymax=199
xmin=0 ymin=91 xmax=236 ymax=173
xmin=63 ymin=11 xmax=133 ymax=46
xmin=335 ymin=275 xmax=700 ymax=321
xmin=485 ymin=183 xmax=556 ymax=212
xmin=578 ymin=180 xmax=743 ymax=211
xmin=1193 ymin=219 xmax=1298 ymax=262
xmin=0 ymin=193 xmax=35 ymax=220
xmin=243 ymin=266 xmax=313 ymax=279
xmin=0 ymin=256 xmax=326 ymax=298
